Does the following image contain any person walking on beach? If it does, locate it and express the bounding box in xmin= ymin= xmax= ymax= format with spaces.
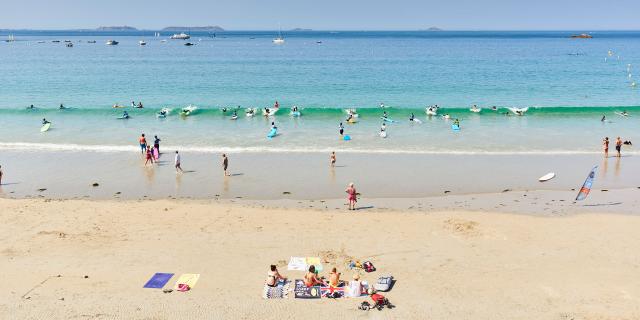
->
xmin=153 ymin=135 xmax=161 ymax=155
xmin=144 ymin=147 xmax=154 ymax=166
xmin=139 ymin=134 xmax=147 ymax=154
xmin=345 ymin=182 xmax=357 ymax=210
xmin=222 ymin=154 xmax=230 ymax=176
xmin=330 ymin=152 xmax=336 ymax=167
xmin=0 ymin=165 xmax=3 ymax=185
xmin=174 ymin=151 xmax=183 ymax=173
xmin=615 ymin=137 xmax=623 ymax=157
xmin=603 ymin=137 xmax=609 ymax=158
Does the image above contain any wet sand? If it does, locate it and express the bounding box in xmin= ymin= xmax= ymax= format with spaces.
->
xmin=1 ymin=198 xmax=639 ymax=319
xmin=0 ymin=150 xmax=638 ymax=201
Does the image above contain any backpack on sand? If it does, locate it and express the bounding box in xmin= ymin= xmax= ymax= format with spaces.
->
xmin=374 ymin=275 xmax=393 ymax=292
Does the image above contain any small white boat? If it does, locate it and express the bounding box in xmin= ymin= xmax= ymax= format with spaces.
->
xmin=273 ymin=27 xmax=285 ymax=44
xmin=508 ymin=107 xmax=529 ymax=116
xmin=37 ymin=40 xmax=45 ymax=44
xmin=139 ymin=40 xmax=147 ymax=46
xmin=106 ymin=40 xmax=119 ymax=45
xmin=170 ymin=33 xmax=190 ymax=40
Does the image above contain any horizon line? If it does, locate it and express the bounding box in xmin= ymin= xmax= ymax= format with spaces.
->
xmin=2 ymin=28 xmax=640 ymax=32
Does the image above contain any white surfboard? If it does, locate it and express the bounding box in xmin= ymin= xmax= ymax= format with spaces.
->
xmin=538 ymin=172 xmax=555 ymax=182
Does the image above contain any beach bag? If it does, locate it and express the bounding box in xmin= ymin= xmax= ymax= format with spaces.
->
xmin=374 ymin=275 xmax=393 ymax=292
xmin=363 ymin=261 xmax=376 ymax=273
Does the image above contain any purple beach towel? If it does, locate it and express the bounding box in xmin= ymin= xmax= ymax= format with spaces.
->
xmin=143 ymin=273 xmax=175 ymax=289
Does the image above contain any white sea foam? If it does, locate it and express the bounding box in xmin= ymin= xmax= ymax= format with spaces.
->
xmin=0 ymin=142 xmax=635 ymax=156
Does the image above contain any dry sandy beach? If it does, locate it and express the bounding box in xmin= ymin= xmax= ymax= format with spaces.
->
xmin=1 ymin=197 xmax=639 ymax=319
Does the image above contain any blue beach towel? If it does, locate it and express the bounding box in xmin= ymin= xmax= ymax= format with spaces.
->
xmin=143 ymin=273 xmax=175 ymax=289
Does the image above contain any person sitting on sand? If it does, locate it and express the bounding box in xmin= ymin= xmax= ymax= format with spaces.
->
xmin=348 ymin=273 xmax=365 ymax=297
xmin=346 ymin=182 xmax=357 ymax=210
xmin=266 ymin=265 xmax=286 ymax=287
xmin=304 ymin=265 xmax=324 ymax=287
xmin=328 ymin=267 xmax=342 ymax=288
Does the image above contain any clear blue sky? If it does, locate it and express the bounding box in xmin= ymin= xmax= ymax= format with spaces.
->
xmin=3 ymin=0 xmax=639 ymax=30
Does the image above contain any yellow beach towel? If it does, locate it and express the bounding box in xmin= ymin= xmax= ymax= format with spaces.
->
xmin=174 ymin=273 xmax=200 ymax=291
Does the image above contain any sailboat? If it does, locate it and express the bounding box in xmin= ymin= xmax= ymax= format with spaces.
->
xmin=273 ymin=26 xmax=285 ymax=44
xmin=5 ymin=34 xmax=15 ymax=42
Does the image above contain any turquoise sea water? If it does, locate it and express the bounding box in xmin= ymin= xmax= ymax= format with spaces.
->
xmin=1 ymin=31 xmax=639 ymax=154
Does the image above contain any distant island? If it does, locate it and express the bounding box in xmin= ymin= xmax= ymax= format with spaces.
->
xmin=162 ymin=26 xmax=225 ymax=32
xmin=290 ymin=28 xmax=313 ymax=32
xmin=425 ymin=27 xmax=443 ymax=31
xmin=96 ymin=26 xmax=138 ymax=31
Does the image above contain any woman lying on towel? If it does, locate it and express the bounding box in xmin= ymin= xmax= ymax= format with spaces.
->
xmin=304 ymin=265 xmax=325 ymax=287
xmin=266 ymin=265 xmax=286 ymax=287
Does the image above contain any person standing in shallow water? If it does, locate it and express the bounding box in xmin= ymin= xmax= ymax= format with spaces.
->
xmin=139 ymin=134 xmax=147 ymax=154
xmin=330 ymin=152 xmax=336 ymax=167
xmin=0 ymin=165 xmax=3 ymax=185
xmin=153 ymin=135 xmax=161 ymax=155
xmin=222 ymin=154 xmax=230 ymax=176
xmin=345 ymin=182 xmax=357 ymax=210
xmin=615 ymin=137 xmax=623 ymax=157
xmin=174 ymin=151 xmax=183 ymax=173
xmin=603 ymin=137 xmax=609 ymax=158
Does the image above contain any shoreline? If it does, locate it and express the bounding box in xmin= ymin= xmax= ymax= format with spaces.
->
xmin=1 ymin=150 xmax=638 ymax=204
xmin=1 ymin=198 xmax=639 ymax=319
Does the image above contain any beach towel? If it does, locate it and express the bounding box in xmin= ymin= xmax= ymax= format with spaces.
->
xmin=287 ymin=257 xmax=307 ymax=271
xmin=262 ymin=280 xmax=291 ymax=299
xmin=143 ymin=273 xmax=174 ymax=289
xmin=321 ymin=285 xmax=345 ymax=298
xmin=305 ymin=257 xmax=323 ymax=272
xmin=174 ymin=274 xmax=200 ymax=291
xmin=294 ymin=279 xmax=321 ymax=299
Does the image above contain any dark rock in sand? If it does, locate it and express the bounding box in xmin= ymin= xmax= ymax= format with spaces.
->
xmin=92 ymin=183 xmax=99 ymax=187
xmin=37 ymin=188 xmax=47 ymax=192
xmin=444 ymin=190 xmax=451 ymax=194
xmin=84 ymin=275 xmax=89 ymax=279
xmin=502 ymin=189 xmax=511 ymax=193
xmin=282 ymin=191 xmax=291 ymax=195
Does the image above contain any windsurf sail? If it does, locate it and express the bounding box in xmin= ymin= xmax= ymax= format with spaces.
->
xmin=575 ymin=166 xmax=598 ymax=201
